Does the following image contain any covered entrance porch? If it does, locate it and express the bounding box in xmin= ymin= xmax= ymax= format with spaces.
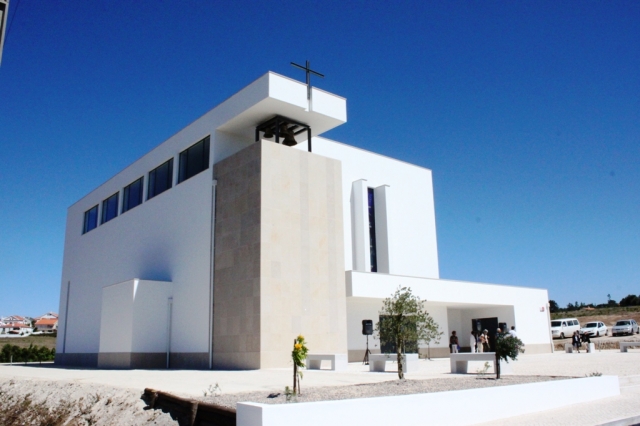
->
xmin=345 ymin=271 xmax=553 ymax=362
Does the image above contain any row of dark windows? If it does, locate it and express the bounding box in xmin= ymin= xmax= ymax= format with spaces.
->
xmin=82 ymin=136 xmax=210 ymax=234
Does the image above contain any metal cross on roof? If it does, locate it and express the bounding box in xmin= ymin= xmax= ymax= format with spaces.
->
xmin=291 ymin=60 xmax=324 ymax=101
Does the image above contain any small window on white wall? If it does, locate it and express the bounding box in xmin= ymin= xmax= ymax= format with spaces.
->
xmin=83 ymin=205 xmax=98 ymax=234
xmin=178 ymin=136 xmax=210 ymax=183
xmin=101 ymin=193 xmax=119 ymax=224
xmin=122 ymin=177 xmax=143 ymax=213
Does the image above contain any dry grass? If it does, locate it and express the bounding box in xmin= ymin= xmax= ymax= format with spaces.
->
xmin=0 ymin=378 xmax=177 ymax=426
xmin=0 ymin=386 xmax=74 ymax=426
xmin=0 ymin=335 xmax=56 ymax=350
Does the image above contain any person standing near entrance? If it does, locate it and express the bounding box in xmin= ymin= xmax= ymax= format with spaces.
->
xmin=477 ymin=331 xmax=485 ymax=353
xmin=450 ymin=331 xmax=459 ymax=353
xmin=470 ymin=331 xmax=478 ymax=353
xmin=482 ymin=329 xmax=490 ymax=352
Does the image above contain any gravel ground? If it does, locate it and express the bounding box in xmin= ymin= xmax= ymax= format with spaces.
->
xmin=1 ymin=351 xmax=638 ymax=424
xmin=199 ymin=375 xmax=567 ymax=409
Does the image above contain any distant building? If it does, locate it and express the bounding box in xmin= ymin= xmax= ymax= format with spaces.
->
xmin=57 ymin=72 xmax=553 ymax=369
xmin=0 ymin=315 xmax=33 ymax=336
xmin=0 ymin=315 xmax=31 ymax=327
xmin=34 ymin=312 xmax=59 ymax=334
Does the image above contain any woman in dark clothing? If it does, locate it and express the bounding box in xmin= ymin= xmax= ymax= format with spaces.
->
xmin=572 ymin=331 xmax=582 ymax=353
xmin=449 ymin=331 xmax=459 ymax=353
xmin=581 ymin=332 xmax=591 ymax=352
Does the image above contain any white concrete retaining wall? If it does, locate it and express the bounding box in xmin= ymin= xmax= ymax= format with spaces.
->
xmin=237 ymin=376 xmax=619 ymax=426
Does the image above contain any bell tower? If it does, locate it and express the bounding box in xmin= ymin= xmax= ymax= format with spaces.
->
xmin=256 ymin=115 xmax=313 ymax=151
xmin=212 ymin=141 xmax=348 ymax=369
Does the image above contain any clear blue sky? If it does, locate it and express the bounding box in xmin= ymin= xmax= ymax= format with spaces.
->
xmin=1 ymin=1 xmax=638 ymax=316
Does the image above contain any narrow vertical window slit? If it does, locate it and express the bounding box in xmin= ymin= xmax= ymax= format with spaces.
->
xmin=368 ymin=188 xmax=377 ymax=272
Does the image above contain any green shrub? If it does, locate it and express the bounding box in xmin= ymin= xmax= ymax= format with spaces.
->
xmin=0 ymin=343 xmax=55 ymax=364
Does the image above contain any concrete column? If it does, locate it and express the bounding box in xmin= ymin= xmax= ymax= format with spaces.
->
xmin=373 ymin=185 xmax=391 ymax=274
xmin=350 ymin=179 xmax=370 ymax=272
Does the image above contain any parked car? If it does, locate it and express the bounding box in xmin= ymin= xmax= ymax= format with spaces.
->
xmin=579 ymin=321 xmax=608 ymax=337
xmin=550 ymin=318 xmax=581 ymax=339
xmin=611 ymin=319 xmax=639 ymax=336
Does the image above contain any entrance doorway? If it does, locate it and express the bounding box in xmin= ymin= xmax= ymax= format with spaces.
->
xmin=472 ymin=317 xmax=498 ymax=352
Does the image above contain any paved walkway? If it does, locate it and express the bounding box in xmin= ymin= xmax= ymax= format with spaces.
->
xmin=2 ymin=350 xmax=640 ymax=424
xmin=483 ymin=384 xmax=640 ymax=426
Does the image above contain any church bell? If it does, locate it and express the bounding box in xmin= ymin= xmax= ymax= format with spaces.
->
xmin=281 ymin=125 xmax=297 ymax=146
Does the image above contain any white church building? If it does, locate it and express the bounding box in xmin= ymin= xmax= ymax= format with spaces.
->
xmin=56 ymin=72 xmax=553 ymax=369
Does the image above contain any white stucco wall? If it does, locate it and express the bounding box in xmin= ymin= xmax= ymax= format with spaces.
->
xmin=131 ymin=280 xmax=174 ymax=353
xmin=60 ymin=167 xmax=217 ymax=356
xmin=305 ymin=138 xmax=440 ymax=279
xmin=99 ymin=279 xmax=173 ymax=354
xmin=99 ymin=280 xmax=135 ymax=353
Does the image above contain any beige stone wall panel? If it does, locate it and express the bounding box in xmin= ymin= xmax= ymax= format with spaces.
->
xmin=213 ymin=141 xmax=347 ymax=369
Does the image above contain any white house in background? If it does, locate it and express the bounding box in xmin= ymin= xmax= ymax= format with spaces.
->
xmin=0 ymin=315 xmax=32 ymax=327
xmin=34 ymin=312 xmax=58 ymax=334
xmin=0 ymin=316 xmax=34 ymax=337
xmin=0 ymin=324 xmax=33 ymax=336
xmin=56 ymin=71 xmax=553 ymax=369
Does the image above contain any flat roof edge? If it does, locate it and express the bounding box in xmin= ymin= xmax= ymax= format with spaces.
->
xmin=315 ymin=137 xmax=433 ymax=172
xmin=346 ymin=270 xmax=549 ymax=292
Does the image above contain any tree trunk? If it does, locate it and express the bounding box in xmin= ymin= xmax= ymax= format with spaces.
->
xmin=397 ymin=337 xmax=404 ymax=380
xmin=292 ymin=338 xmax=298 ymax=394
xmin=495 ymin=353 xmax=501 ymax=379
xmin=293 ymin=363 xmax=297 ymax=394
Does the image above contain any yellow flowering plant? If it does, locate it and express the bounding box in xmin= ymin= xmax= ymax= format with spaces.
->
xmin=291 ymin=335 xmax=308 ymax=395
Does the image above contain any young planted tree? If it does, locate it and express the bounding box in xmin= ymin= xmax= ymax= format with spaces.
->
xmin=494 ymin=331 xmax=525 ymax=379
xmin=376 ymin=286 xmax=440 ymax=379
xmin=291 ymin=335 xmax=308 ymax=395
xmin=422 ymin=315 xmax=443 ymax=360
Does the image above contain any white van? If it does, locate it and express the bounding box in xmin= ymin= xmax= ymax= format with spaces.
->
xmin=550 ymin=318 xmax=581 ymax=339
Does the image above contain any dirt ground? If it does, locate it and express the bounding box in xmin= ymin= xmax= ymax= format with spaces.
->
xmin=551 ymin=306 xmax=640 ymax=326
xmin=569 ymin=312 xmax=640 ymax=327
xmin=0 ymin=335 xmax=57 ymax=350
xmin=0 ymin=377 xmax=176 ymax=426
